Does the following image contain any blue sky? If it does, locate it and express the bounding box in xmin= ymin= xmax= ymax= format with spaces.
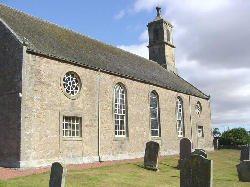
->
xmin=1 ymin=0 xmax=152 ymax=46
xmin=1 ymin=0 xmax=250 ymax=131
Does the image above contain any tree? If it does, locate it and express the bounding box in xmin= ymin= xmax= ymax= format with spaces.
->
xmin=220 ymin=128 xmax=250 ymax=146
xmin=213 ymin=128 xmax=221 ymax=137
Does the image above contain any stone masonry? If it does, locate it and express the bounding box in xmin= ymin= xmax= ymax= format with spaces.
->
xmin=0 ymin=5 xmax=214 ymax=168
xmin=15 ymin=52 xmax=213 ymax=168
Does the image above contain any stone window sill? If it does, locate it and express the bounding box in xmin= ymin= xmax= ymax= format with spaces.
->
xmin=62 ymin=137 xmax=83 ymax=141
xmin=177 ymin=136 xmax=184 ymax=139
xmin=151 ymin=137 xmax=162 ymax=140
xmin=113 ymin=137 xmax=129 ymax=141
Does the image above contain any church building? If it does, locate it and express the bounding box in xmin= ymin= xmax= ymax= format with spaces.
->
xmin=0 ymin=4 xmax=213 ymax=168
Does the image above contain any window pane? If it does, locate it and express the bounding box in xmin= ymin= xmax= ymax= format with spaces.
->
xmin=151 ymin=130 xmax=159 ymax=137
xmin=150 ymin=108 xmax=157 ymax=119
xmin=151 ymin=119 xmax=158 ymax=129
xmin=150 ymin=98 xmax=157 ymax=108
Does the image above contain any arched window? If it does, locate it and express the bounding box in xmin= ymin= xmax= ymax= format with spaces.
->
xmin=195 ymin=101 xmax=202 ymax=116
xmin=176 ymin=97 xmax=184 ymax=137
xmin=114 ymin=84 xmax=127 ymax=137
xmin=167 ymin=29 xmax=170 ymax=42
xmin=150 ymin=91 xmax=160 ymax=137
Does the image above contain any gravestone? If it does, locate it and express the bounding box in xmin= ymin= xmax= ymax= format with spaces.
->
xmin=191 ymin=149 xmax=207 ymax=158
xmin=236 ymin=160 xmax=250 ymax=182
xmin=144 ymin=141 xmax=160 ymax=171
xmin=49 ymin=162 xmax=67 ymax=187
xmin=178 ymin=138 xmax=192 ymax=168
xmin=213 ymin=138 xmax=219 ymax=149
xmin=180 ymin=138 xmax=192 ymax=160
xmin=180 ymin=154 xmax=213 ymax=187
xmin=240 ymin=146 xmax=250 ymax=162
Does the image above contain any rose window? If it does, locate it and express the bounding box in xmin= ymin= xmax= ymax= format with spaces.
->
xmin=63 ymin=72 xmax=81 ymax=96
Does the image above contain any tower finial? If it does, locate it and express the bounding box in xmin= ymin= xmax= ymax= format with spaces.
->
xmin=156 ymin=6 xmax=162 ymax=18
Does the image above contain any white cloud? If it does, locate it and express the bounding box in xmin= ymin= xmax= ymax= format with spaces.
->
xmin=118 ymin=0 xmax=250 ymax=128
xmin=118 ymin=42 xmax=148 ymax=59
xmin=134 ymin=0 xmax=231 ymax=13
xmin=114 ymin=9 xmax=125 ymax=20
xmin=134 ymin=0 xmax=165 ymax=12
xmin=139 ymin=30 xmax=148 ymax=42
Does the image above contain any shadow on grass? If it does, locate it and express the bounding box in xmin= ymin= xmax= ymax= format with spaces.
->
xmin=170 ymin=176 xmax=179 ymax=178
xmin=134 ymin=162 xmax=179 ymax=173
xmin=160 ymin=162 xmax=179 ymax=170
xmin=134 ymin=164 xmax=159 ymax=171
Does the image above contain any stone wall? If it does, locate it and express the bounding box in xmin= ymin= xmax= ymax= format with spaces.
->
xmin=19 ymin=51 xmax=213 ymax=168
xmin=0 ymin=20 xmax=23 ymax=167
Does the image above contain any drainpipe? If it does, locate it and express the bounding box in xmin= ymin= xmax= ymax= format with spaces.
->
xmin=97 ymin=69 xmax=101 ymax=162
xmin=189 ymin=95 xmax=193 ymax=149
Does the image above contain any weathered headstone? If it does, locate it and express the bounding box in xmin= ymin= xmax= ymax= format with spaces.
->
xmin=191 ymin=149 xmax=207 ymax=158
xmin=180 ymin=138 xmax=192 ymax=160
xmin=240 ymin=146 xmax=250 ymax=162
xmin=144 ymin=141 xmax=160 ymax=171
xmin=213 ymin=138 xmax=219 ymax=149
xmin=178 ymin=138 xmax=192 ymax=169
xmin=180 ymin=155 xmax=213 ymax=187
xmin=236 ymin=160 xmax=250 ymax=182
xmin=49 ymin=162 xmax=67 ymax=187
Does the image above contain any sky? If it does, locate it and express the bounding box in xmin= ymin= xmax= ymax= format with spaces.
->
xmin=1 ymin=0 xmax=250 ymax=131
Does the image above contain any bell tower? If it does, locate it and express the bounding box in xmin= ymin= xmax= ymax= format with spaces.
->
xmin=147 ymin=6 xmax=177 ymax=74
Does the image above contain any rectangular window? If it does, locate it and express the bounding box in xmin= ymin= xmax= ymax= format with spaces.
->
xmin=198 ymin=126 xmax=204 ymax=137
xmin=63 ymin=116 xmax=81 ymax=138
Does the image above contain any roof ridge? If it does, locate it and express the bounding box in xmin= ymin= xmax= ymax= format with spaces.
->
xmin=176 ymin=73 xmax=209 ymax=98
xmin=0 ymin=3 xmax=168 ymax=72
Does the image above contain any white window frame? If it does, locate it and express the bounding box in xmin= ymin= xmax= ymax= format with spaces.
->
xmin=198 ymin=126 xmax=204 ymax=138
xmin=150 ymin=91 xmax=160 ymax=137
xmin=62 ymin=116 xmax=81 ymax=138
xmin=176 ymin=97 xmax=184 ymax=137
xmin=114 ymin=84 xmax=127 ymax=137
xmin=62 ymin=71 xmax=81 ymax=97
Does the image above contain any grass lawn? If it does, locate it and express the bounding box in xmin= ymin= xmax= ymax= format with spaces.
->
xmin=0 ymin=149 xmax=249 ymax=187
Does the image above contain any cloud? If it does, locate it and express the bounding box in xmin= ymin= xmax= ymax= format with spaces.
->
xmin=119 ymin=0 xmax=250 ymax=127
xmin=134 ymin=0 xmax=165 ymax=12
xmin=139 ymin=30 xmax=148 ymax=42
xmin=114 ymin=9 xmax=125 ymax=20
xmin=118 ymin=42 xmax=148 ymax=59
xmin=134 ymin=0 xmax=232 ymax=13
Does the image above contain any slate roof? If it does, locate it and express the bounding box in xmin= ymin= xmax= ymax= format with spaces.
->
xmin=0 ymin=4 xmax=209 ymax=99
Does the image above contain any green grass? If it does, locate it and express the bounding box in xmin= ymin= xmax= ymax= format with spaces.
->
xmin=0 ymin=149 xmax=249 ymax=187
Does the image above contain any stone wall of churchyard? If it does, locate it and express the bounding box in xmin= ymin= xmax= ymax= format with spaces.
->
xmin=20 ymin=52 xmax=213 ymax=168
xmin=0 ymin=21 xmax=23 ymax=167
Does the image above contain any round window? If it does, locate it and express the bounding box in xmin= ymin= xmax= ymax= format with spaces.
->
xmin=62 ymin=72 xmax=81 ymax=96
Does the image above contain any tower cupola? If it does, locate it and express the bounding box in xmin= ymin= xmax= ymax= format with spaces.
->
xmin=147 ymin=6 xmax=177 ymax=74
